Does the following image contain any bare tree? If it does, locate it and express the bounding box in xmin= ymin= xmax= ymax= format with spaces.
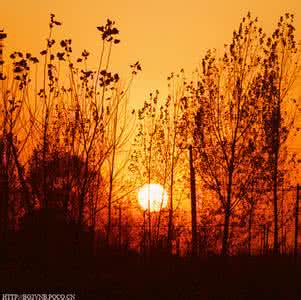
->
xmin=0 ymin=30 xmax=38 ymax=237
xmin=192 ymin=14 xmax=265 ymax=255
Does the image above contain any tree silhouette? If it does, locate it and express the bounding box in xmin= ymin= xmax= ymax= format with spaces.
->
xmin=192 ymin=13 xmax=267 ymax=255
xmin=260 ymin=13 xmax=300 ymax=254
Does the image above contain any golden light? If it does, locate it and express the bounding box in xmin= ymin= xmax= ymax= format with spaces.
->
xmin=137 ymin=184 xmax=168 ymax=212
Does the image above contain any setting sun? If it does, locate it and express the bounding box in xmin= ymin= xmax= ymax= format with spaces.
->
xmin=137 ymin=184 xmax=168 ymax=212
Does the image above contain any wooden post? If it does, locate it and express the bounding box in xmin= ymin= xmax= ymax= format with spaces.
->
xmin=189 ymin=145 xmax=197 ymax=256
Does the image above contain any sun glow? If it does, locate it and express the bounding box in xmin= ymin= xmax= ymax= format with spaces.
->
xmin=137 ymin=184 xmax=168 ymax=212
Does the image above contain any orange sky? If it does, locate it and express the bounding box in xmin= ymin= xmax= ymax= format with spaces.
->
xmin=1 ymin=0 xmax=301 ymax=154
xmin=1 ymin=0 xmax=301 ymax=107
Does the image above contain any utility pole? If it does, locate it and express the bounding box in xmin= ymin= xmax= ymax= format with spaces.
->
xmin=189 ymin=144 xmax=197 ymax=256
xmin=294 ymin=184 xmax=300 ymax=257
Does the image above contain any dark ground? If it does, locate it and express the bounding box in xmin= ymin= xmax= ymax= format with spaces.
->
xmin=1 ymin=250 xmax=301 ymax=299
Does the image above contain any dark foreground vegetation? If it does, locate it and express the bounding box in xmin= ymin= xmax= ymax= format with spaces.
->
xmin=1 ymin=241 xmax=301 ymax=299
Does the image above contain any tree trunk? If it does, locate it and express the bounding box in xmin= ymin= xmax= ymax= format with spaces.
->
xmin=9 ymin=136 xmax=33 ymax=212
xmin=294 ymin=184 xmax=300 ymax=257
xmin=167 ymin=136 xmax=176 ymax=254
xmin=273 ymin=153 xmax=279 ymax=255
xmin=0 ymin=165 xmax=9 ymax=241
xmin=106 ymin=102 xmax=118 ymax=245
xmin=1 ymin=133 xmax=10 ymax=240
xmin=189 ymin=145 xmax=197 ymax=256
xmin=167 ymin=174 xmax=174 ymax=254
xmin=222 ymin=168 xmax=233 ymax=256
xmin=248 ymin=203 xmax=254 ymax=256
xmin=222 ymin=204 xmax=231 ymax=256
xmin=118 ymin=204 xmax=122 ymax=249
xmin=42 ymin=109 xmax=49 ymax=209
